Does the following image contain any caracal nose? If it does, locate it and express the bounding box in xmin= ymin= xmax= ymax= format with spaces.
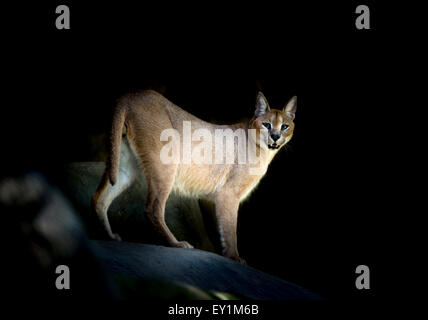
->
xmin=271 ymin=133 xmax=280 ymax=141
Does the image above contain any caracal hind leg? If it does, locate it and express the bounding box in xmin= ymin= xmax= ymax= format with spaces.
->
xmin=144 ymin=162 xmax=193 ymax=249
xmin=214 ymin=191 xmax=245 ymax=264
xmin=92 ymin=139 xmax=138 ymax=241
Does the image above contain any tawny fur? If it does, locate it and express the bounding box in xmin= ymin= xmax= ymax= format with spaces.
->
xmin=92 ymin=90 xmax=297 ymax=263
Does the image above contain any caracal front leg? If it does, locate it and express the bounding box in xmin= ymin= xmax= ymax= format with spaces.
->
xmin=214 ymin=191 xmax=245 ymax=264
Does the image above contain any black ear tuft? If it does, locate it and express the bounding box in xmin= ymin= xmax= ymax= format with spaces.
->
xmin=255 ymin=92 xmax=270 ymax=116
xmin=283 ymin=96 xmax=297 ymax=120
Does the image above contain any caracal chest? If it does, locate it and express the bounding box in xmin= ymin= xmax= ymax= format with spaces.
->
xmin=173 ymin=162 xmax=267 ymax=200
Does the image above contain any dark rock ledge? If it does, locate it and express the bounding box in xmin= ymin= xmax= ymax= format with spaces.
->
xmin=92 ymin=240 xmax=321 ymax=300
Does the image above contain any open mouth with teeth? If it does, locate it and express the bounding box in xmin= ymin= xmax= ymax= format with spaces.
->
xmin=268 ymin=143 xmax=280 ymax=150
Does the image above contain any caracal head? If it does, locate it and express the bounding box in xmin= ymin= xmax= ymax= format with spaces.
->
xmin=250 ymin=92 xmax=297 ymax=151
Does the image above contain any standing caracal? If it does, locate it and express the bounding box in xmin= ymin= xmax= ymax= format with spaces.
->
xmin=93 ymin=90 xmax=297 ymax=263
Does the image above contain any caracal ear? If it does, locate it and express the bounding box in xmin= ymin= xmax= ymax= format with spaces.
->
xmin=283 ymin=96 xmax=297 ymax=120
xmin=255 ymin=92 xmax=270 ymax=117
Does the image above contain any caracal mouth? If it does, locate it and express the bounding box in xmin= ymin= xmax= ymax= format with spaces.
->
xmin=268 ymin=143 xmax=280 ymax=150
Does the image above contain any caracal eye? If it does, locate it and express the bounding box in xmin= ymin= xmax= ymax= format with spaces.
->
xmin=262 ymin=122 xmax=272 ymax=130
xmin=281 ymin=123 xmax=289 ymax=131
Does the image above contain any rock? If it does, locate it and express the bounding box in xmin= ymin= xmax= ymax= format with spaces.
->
xmin=61 ymin=162 xmax=216 ymax=251
xmin=112 ymin=276 xmax=225 ymax=300
xmin=92 ymin=240 xmax=321 ymax=300
xmin=0 ymin=172 xmax=232 ymax=300
xmin=0 ymin=172 xmax=320 ymax=301
xmin=0 ymin=173 xmax=116 ymax=300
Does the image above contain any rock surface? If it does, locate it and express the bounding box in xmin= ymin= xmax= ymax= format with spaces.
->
xmin=93 ymin=240 xmax=321 ymax=300
xmin=1 ymin=172 xmax=321 ymax=301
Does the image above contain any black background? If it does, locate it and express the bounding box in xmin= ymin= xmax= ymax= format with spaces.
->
xmin=2 ymin=1 xmax=409 ymax=303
